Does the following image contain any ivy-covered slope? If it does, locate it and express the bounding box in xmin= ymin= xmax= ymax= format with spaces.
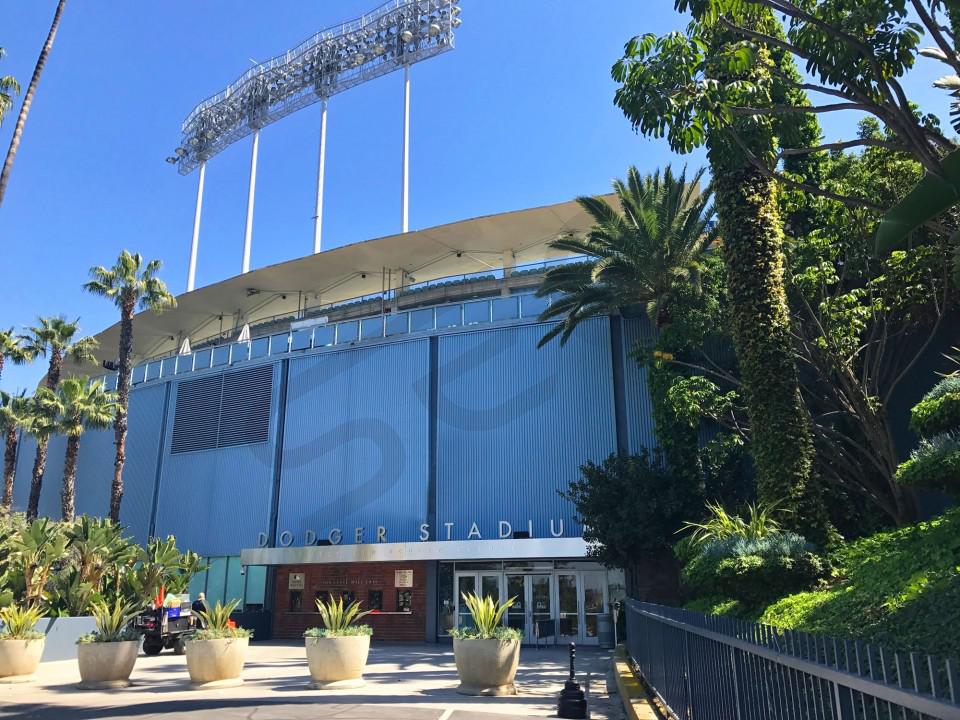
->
xmin=757 ymin=508 xmax=960 ymax=658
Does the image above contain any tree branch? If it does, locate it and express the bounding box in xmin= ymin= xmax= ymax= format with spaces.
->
xmin=777 ymin=138 xmax=906 ymax=158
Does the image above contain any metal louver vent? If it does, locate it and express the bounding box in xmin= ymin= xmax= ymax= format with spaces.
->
xmin=170 ymin=365 xmax=272 ymax=454
xmin=218 ymin=364 xmax=273 ymax=448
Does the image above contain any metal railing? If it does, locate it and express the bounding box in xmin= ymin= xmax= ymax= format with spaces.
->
xmin=625 ymin=600 xmax=960 ymax=720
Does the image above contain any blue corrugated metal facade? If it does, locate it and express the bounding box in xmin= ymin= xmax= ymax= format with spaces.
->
xmin=11 ymin=307 xmax=659 ymax=558
xmin=277 ymin=340 xmax=431 ymax=545
xmin=152 ymin=363 xmax=283 ymax=556
xmin=436 ymin=319 xmax=617 ymax=540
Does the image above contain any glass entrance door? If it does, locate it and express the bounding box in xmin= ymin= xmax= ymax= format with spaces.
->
xmin=505 ymin=573 xmax=552 ymax=644
xmin=581 ymin=571 xmax=607 ymax=645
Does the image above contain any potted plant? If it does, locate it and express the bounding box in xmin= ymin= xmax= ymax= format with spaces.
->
xmin=76 ymin=598 xmax=141 ymax=689
xmin=0 ymin=605 xmax=45 ymax=683
xmin=450 ymin=593 xmax=522 ymax=696
xmin=184 ymin=599 xmax=251 ymax=689
xmin=304 ymin=596 xmax=373 ymax=689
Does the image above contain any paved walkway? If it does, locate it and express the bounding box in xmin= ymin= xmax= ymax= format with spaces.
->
xmin=0 ymin=642 xmax=623 ymax=719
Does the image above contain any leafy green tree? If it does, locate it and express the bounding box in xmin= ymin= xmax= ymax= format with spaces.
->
xmin=0 ymin=49 xmax=18 ymax=127
xmin=10 ymin=517 xmax=67 ymax=607
xmin=20 ymin=317 xmax=96 ymax=521
xmin=84 ymin=251 xmax=176 ymax=522
xmin=0 ymin=328 xmax=32 ymax=385
xmin=0 ymin=0 xmax=67 ymax=207
xmin=55 ymin=379 xmax=118 ymax=522
xmin=536 ymin=165 xmax=716 ymax=346
xmin=561 ymin=451 xmax=701 ymax=602
xmin=612 ymin=9 xmax=821 ymax=526
xmin=0 ymin=392 xmax=32 ymax=514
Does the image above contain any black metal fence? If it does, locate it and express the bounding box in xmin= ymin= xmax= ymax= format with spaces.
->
xmin=625 ymin=600 xmax=960 ymax=720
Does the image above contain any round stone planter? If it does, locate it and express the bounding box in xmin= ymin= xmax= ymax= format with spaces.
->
xmin=184 ymin=637 xmax=248 ymax=689
xmin=77 ymin=640 xmax=139 ymax=689
xmin=305 ymin=634 xmax=371 ymax=689
xmin=0 ymin=637 xmax=44 ymax=683
xmin=453 ymin=637 xmax=521 ymax=696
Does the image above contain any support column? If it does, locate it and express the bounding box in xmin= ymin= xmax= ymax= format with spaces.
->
xmin=501 ymin=250 xmax=515 ymax=296
xmin=401 ymin=64 xmax=410 ymax=233
xmin=242 ymin=129 xmax=260 ymax=274
xmin=313 ymin=100 xmax=328 ymax=254
xmin=186 ymin=161 xmax=206 ymax=292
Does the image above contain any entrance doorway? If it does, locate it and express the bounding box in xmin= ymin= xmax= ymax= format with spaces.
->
xmin=453 ymin=569 xmax=607 ymax=645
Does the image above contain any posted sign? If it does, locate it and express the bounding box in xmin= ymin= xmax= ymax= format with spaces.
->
xmin=288 ymin=572 xmax=305 ymax=590
xmin=394 ymin=569 xmax=413 ymax=588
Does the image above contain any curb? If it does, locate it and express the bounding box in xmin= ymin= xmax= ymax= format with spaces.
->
xmin=611 ymin=647 xmax=662 ymax=720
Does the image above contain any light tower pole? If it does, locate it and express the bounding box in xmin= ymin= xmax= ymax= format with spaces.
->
xmin=401 ymin=64 xmax=410 ymax=234
xmin=242 ymin=129 xmax=260 ymax=274
xmin=313 ymin=100 xmax=328 ymax=254
xmin=186 ymin=161 xmax=206 ymax=292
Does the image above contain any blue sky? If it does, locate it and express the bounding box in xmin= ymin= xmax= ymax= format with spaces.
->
xmin=0 ymin=1 xmax=951 ymax=393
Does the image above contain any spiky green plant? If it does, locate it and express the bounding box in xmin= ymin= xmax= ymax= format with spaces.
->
xmin=448 ymin=592 xmax=521 ymax=641
xmin=194 ymin=598 xmax=250 ymax=640
xmin=0 ymin=604 xmax=44 ymax=639
xmin=681 ymin=500 xmax=784 ymax=546
xmin=307 ymin=595 xmax=374 ymax=638
xmin=78 ymin=597 xmax=140 ymax=643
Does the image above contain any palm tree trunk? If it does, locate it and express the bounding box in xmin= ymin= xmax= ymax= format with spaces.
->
xmin=0 ymin=354 xmax=5 ymax=385
xmin=0 ymin=0 xmax=67 ymax=207
xmin=109 ymin=298 xmax=135 ymax=521
xmin=46 ymin=348 xmax=63 ymax=389
xmin=2 ymin=427 xmax=16 ymax=513
xmin=61 ymin=433 xmax=79 ymax=522
xmin=26 ymin=435 xmax=47 ymax=521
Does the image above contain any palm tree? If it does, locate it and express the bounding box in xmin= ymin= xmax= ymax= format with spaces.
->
xmin=0 ymin=0 xmax=68 ymax=207
xmin=536 ymin=165 xmax=716 ymax=346
xmin=84 ymin=251 xmax=175 ymax=521
xmin=20 ymin=317 xmax=96 ymax=521
xmin=20 ymin=316 xmax=97 ymax=391
xmin=0 ymin=48 xmax=19 ymax=126
xmin=0 ymin=328 xmax=33 ymax=385
xmin=0 ymin=391 xmax=33 ymax=513
xmin=56 ymin=378 xmax=117 ymax=522
xmin=25 ymin=388 xmax=59 ymax=521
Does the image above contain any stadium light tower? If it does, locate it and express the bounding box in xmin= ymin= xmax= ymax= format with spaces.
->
xmin=170 ymin=0 xmax=461 ymax=291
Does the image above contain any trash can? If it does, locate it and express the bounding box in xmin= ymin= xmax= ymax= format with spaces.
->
xmin=597 ymin=613 xmax=614 ymax=649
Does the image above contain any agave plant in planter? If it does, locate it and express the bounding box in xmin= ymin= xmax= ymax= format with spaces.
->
xmin=185 ymin=599 xmax=251 ymax=689
xmin=76 ymin=598 xmax=142 ymax=689
xmin=304 ymin=596 xmax=373 ymax=689
xmin=450 ymin=592 xmax=521 ymax=696
xmin=0 ymin=605 xmax=45 ymax=683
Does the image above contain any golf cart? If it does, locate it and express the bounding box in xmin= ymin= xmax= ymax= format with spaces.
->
xmin=132 ymin=593 xmax=197 ymax=656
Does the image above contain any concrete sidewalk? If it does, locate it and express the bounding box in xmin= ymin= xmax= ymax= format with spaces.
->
xmin=0 ymin=642 xmax=624 ymax=719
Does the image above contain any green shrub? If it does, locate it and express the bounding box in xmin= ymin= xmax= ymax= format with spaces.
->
xmin=304 ymin=625 xmax=372 ymax=638
xmin=0 ymin=605 xmax=44 ymax=640
xmin=755 ymin=507 xmax=960 ymax=657
xmin=448 ymin=592 xmax=522 ymax=641
xmin=682 ymin=533 xmax=826 ymax=605
xmin=921 ymin=375 xmax=960 ymax=402
xmin=307 ymin=596 xmax=372 ymax=638
xmin=77 ymin=598 xmax=141 ymax=644
xmin=909 ymin=390 xmax=960 ymax=438
xmin=193 ymin=599 xmax=251 ymax=641
xmin=895 ymin=432 xmax=960 ymax=495
xmin=683 ymin=595 xmax=745 ymax=616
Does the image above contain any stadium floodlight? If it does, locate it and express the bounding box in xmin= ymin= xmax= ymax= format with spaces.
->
xmin=173 ymin=0 xmax=459 ymax=292
xmin=172 ymin=0 xmax=457 ymax=175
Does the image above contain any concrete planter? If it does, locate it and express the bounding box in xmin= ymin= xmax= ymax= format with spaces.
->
xmin=76 ymin=640 xmax=139 ymax=689
xmin=304 ymin=634 xmax=371 ymax=689
xmin=0 ymin=638 xmax=44 ymax=683
xmin=184 ymin=637 xmax=248 ymax=689
xmin=453 ymin=637 xmax=521 ymax=696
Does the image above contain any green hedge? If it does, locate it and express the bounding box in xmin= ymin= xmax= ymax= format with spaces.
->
xmin=909 ymin=391 xmax=960 ymax=438
xmin=681 ymin=533 xmax=826 ymax=605
xmin=895 ymin=433 xmax=960 ymax=495
xmin=757 ymin=507 xmax=960 ymax=658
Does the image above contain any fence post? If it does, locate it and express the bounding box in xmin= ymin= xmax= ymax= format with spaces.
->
xmin=832 ymin=680 xmax=844 ymax=720
xmin=730 ymin=644 xmax=743 ymax=720
xmin=684 ymin=630 xmax=695 ymax=720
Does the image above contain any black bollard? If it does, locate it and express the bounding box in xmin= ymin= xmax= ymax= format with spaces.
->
xmin=557 ymin=642 xmax=587 ymax=719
